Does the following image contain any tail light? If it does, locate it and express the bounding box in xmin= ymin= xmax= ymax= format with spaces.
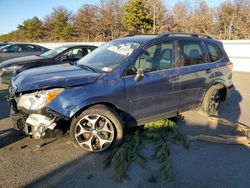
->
xmin=227 ymin=62 xmax=233 ymax=69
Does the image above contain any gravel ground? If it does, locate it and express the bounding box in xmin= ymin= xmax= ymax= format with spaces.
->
xmin=0 ymin=71 xmax=250 ymax=188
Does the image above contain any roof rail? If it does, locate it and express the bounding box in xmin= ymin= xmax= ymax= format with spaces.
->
xmin=123 ymin=34 xmax=136 ymax=37
xmin=160 ymin=32 xmax=213 ymax=39
xmin=122 ymin=33 xmax=156 ymax=37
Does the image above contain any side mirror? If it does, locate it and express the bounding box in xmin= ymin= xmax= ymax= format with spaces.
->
xmin=134 ymin=68 xmax=144 ymax=81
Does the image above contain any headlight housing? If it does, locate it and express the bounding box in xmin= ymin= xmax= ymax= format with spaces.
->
xmin=3 ymin=65 xmax=23 ymax=72
xmin=17 ymin=88 xmax=64 ymax=111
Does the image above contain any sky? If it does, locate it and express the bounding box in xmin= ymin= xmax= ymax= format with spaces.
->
xmin=0 ymin=0 xmax=227 ymax=35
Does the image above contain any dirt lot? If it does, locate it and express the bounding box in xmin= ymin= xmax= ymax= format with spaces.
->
xmin=1 ymin=71 xmax=250 ymax=188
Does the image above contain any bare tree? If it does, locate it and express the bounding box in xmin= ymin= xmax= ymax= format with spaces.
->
xmin=215 ymin=0 xmax=250 ymax=39
xmin=73 ymin=5 xmax=99 ymax=41
xmin=170 ymin=2 xmax=191 ymax=32
xmin=98 ymin=0 xmax=126 ymax=41
xmin=144 ymin=0 xmax=172 ymax=34
xmin=189 ymin=0 xmax=213 ymax=34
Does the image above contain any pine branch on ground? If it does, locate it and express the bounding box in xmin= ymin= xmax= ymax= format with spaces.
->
xmin=104 ymin=118 xmax=188 ymax=182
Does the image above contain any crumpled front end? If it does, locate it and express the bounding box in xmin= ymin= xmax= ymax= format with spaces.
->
xmin=9 ymin=83 xmax=66 ymax=139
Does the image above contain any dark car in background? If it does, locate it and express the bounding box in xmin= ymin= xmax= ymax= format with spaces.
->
xmin=0 ymin=42 xmax=8 ymax=48
xmin=0 ymin=43 xmax=48 ymax=63
xmin=9 ymin=33 xmax=233 ymax=152
xmin=0 ymin=44 xmax=97 ymax=84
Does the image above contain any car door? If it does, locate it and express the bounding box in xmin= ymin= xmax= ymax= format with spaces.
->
xmin=0 ymin=44 xmax=22 ymax=61
xmin=123 ymin=41 xmax=181 ymax=123
xmin=22 ymin=44 xmax=38 ymax=56
xmin=177 ymin=40 xmax=216 ymax=111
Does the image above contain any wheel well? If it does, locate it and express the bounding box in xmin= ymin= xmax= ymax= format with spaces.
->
xmin=73 ymin=102 xmax=122 ymax=119
xmin=210 ymin=83 xmax=227 ymax=101
xmin=202 ymin=83 xmax=227 ymax=104
xmin=219 ymin=84 xmax=227 ymax=102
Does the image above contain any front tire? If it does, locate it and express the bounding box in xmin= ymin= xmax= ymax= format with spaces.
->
xmin=70 ymin=104 xmax=123 ymax=152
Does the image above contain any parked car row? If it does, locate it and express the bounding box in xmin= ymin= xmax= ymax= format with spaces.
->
xmin=0 ymin=41 xmax=8 ymax=48
xmin=0 ymin=43 xmax=49 ymax=63
xmin=6 ymin=33 xmax=233 ymax=153
xmin=0 ymin=44 xmax=97 ymax=83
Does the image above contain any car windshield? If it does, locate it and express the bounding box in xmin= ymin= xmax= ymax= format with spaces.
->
xmin=40 ymin=46 xmax=67 ymax=58
xmin=77 ymin=40 xmax=141 ymax=72
xmin=0 ymin=44 xmax=10 ymax=49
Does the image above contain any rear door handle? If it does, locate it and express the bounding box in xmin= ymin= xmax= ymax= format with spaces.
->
xmin=206 ymin=68 xmax=212 ymax=73
xmin=169 ymin=76 xmax=179 ymax=82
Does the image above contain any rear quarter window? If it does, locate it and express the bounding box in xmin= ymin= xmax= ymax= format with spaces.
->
xmin=205 ymin=42 xmax=223 ymax=62
xmin=179 ymin=41 xmax=206 ymax=66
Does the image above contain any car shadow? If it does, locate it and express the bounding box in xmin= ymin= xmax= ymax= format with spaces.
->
xmin=168 ymin=87 xmax=250 ymax=187
xmin=218 ymin=88 xmax=242 ymax=123
xmin=0 ymin=89 xmax=9 ymax=120
xmin=0 ymin=128 xmax=26 ymax=148
xmin=0 ymin=88 xmax=27 ymax=148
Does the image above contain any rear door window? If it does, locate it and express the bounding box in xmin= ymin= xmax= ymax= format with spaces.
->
xmin=179 ymin=41 xmax=206 ymax=66
xmin=205 ymin=42 xmax=223 ymax=62
xmin=26 ymin=45 xmax=36 ymax=52
xmin=7 ymin=45 xmax=21 ymax=52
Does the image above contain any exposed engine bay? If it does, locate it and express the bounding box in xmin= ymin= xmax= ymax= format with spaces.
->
xmin=9 ymin=88 xmax=66 ymax=139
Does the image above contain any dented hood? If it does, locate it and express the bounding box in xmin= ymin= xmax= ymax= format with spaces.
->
xmin=13 ymin=64 xmax=101 ymax=92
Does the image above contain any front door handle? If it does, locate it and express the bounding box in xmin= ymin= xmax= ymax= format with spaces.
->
xmin=169 ymin=76 xmax=179 ymax=82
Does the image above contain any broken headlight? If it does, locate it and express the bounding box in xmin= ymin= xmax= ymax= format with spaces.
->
xmin=3 ymin=65 xmax=23 ymax=71
xmin=17 ymin=88 xmax=64 ymax=111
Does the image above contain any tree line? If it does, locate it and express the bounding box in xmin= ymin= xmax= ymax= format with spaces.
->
xmin=0 ymin=0 xmax=249 ymax=42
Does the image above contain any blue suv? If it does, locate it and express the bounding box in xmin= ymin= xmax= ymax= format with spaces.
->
xmin=9 ymin=33 xmax=233 ymax=152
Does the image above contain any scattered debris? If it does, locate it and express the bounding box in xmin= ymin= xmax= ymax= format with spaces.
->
xmin=36 ymin=132 xmax=69 ymax=148
xmin=20 ymin=145 xmax=28 ymax=149
xmin=188 ymin=116 xmax=250 ymax=147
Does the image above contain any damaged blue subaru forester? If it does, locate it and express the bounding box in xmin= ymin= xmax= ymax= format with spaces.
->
xmin=9 ymin=33 xmax=234 ymax=152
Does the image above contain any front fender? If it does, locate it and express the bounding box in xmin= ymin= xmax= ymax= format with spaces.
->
xmin=46 ymin=78 xmax=126 ymax=118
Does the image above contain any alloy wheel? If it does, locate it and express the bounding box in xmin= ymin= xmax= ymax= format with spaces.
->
xmin=74 ymin=114 xmax=115 ymax=152
xmin=208 ymin=91 xmax=221 ymax=115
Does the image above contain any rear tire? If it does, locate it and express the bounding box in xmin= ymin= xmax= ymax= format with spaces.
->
xmin=202 ymin=84 xmax=224 ymax=116
xmin=70 ymin=104 xmax=123 ymax=152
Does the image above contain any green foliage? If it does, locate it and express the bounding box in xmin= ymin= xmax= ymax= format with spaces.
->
xmin=17 ymin=16 xmax=43 ymax=42
xmin=104 ymin=130 xmax=145 ymax=182
xmin=104 ymin=118 xmax=188 ymax=182
xmin=144 ymin=119 xmax=188 ymax=179
xmin=45 ymin=6 xmax=73 ymax=41
xmin=122 ymin=0 xmax=153 ymax=34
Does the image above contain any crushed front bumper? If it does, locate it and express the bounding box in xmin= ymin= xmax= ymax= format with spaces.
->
xmin=24 ymin=114 xmax=57 ymax=139
xmin=9 ymin=98 xmax=59 ymax=139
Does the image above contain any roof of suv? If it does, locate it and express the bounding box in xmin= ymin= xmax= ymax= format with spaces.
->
xmin=117 ymin=32 xmax=218 ymax=44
